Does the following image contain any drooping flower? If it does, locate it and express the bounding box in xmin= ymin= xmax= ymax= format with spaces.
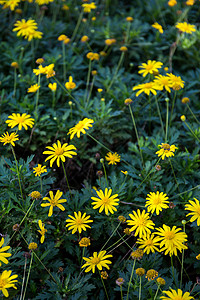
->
xmin=160 ymin=289 xmax=194 ymax=300
xmin=132 ymin=81 xmax=162 ymax=97
xmin=65 ymin=211 xmax=93 ymax=234
xmin=41 ymin=190 xmax=67 ymax=217
xmin=0 ymin=270 xmax=18 ymax=298
xmin=105 ymin=152 xmax=121 ymax=165
xmin=67 ymin=118 xmax=94 ymax=139
xmin=48 ymin=82 xmax=57 ymax=92
xmin=137 ymin=233 xmax=160 ymax=254
xmin=156 ymin=143 xmax=178 ymax=160
xmin=153 ymin=75 xmax=173 ymax=93
xmin=57 ymin=34 xmax=70 ymax=44
xmin=82 ymin=2 xmax=96 ymax=13
xmin=185 ymin=198 xmax=200 ymax=226
xmin=145 ymin=191 xmax=169 ymax=215
xmin=146 ymin=269 xmax=158 ymax=281
xmin=127 ymin=209 xmax=155 ymax=238
xmin=138 ymin=60 xmax=163 ymax=77
xmin=79 ymin=237 xmax=91 ymax=247
xmin=43 ymin=140 xmax=77 ymax=167
xmin=27 ymin=83 xmax=40 ymax=93
xmin=116 ymin=277 xmax=125 ymax=286
xmin=38 ymin=220 xmax=47 ymax=243
xmin=33 ymin=164 xmax=47 ymax=177
xmin=0 ymin=132 xmax=19 ymax=146
xmin=91 ymin=188 xmax=119 ymax=215
xmin=6 ymin=113 xmax=35 ymax=130
xmin=152 ymin=22 xmax=163 ymax=34
xmin=65 ymin=76 xmax=76 ymax=90
xmin=155 ymin=224 xmax=188 ymax=256
xmin=82 ymin=250 xmax=112 ymax=273
xmin=0 ymin=238 xmax=11 ymax=267
xmin=11 ymin=61 xmax=19 ymax=68
xmin=176 ymin=22 xmax=196 ymax=34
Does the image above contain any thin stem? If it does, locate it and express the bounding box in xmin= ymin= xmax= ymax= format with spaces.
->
xmin=169 ymin=91 xmax=177 ymax=128
xmin=165 ymin=98 xmax=169 ymax=142
xmin=186 ymin=103 xmax=200 ymax=125
xmin=19 ymin=256 xmax=27 ymax=300
xmin=155 ymin=95 xmax=165 ymax=138
xmin=180 ymin=223 xmax=186 ymax=289
xmin=40 ymin=177 xmax=43 ymax=194
xmin=101 ymin=160 xmax=108 ymax=187
xmin=62 ymin=42 xmax=66 ymax=81
xmin=106 ymin=52 xmax=125 ymax=93
xmin=22 ymin=252 xmax=33 ymax=300
xmin=101 ymin=222 xmax=121 ymax=251
xmin=120 ymin=285 xmax=123 ymax=300
xmin=169 ymin=159 xmax=180 ymax=194
xmin=126 ymin=259 xmax=136 ymax=300
xmin=13 ymin=68 xmax=17 ymax=97
xmin=11 ymin=145 xmax=24 ymax=201
xmin=171 ymin=184 xmax=200 ymax=200
xmin=71 ymin=10 xmax=84 ymax=42
xmin=61 ymin=160 xmax=71 ymax=195
xmin=139 ymin=276 xmax=142 ymax=300
xmin=85 ymin=59 xmax=92 ymax=104
xmin=128 ymin=104 xmax=144 ymax=166
xmin=86 ymin=133 xmax=112 ymax=152
xmin=183 ymin=121 xmax=200 ymax=143
xmin=80 ymin=247 xmax=85 ymax=267
xmin=52 ymin=91 xmax=56 ymax=109
xmin=105 ymin=234 xmax=127 ymax=252
xmin=153 ymin=284 xmax=160 ymax=300
xmin=99 ymin=271 xmax=109 ymax=300
xmin=35 ymin=74 xmax=41 ymax=120
xmin=86 ymin=75 xmax=95 ymax=104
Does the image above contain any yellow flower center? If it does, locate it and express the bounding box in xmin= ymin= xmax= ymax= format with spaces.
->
xmin=138 ymin=218 xmax=146 ymax=226
xmin=161 ymin=78 xmax=169 ymax=85
xmin=161 ymin=143 xmax=170 ymax=151
xmin=0 ymin=278 xmax=7 ymax=288
xmin=102 ymin=196 xmax=110 ymax=204
xmin=196 ymin=208 xmax=200 ymax=216
xmin=50 ymin=199 xmax=58 ymax=206
xmin=144 ymin=82 xmax=153 ymax=88
xmin=165 ymin=231 xmax=175 ymax=240
xmin=76 ymin=218 xmax=84 ymax=225
xmin=153 ymin=195 xmax=162 ymax=205
xmin=91 ymin=257 xmax=100 ymax=265
xmin=55 ymin=148 xmax=64 ymax=156
xmin=145 ymin=64 xmax=154 ymax=71
xmin=17 ymin=116 xmax=25 ymax=123
xmin=75 ymin=122 xmax=84 ymax=130
xmin=146 ymin=240 xmax=153 ymax=246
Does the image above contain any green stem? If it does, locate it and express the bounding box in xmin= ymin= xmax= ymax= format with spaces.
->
xmin=186 ymin=103 xmax=200 ymax=125
xmin=101 ymin=160 xmax=108 ymax=187
xmin=62 ymin=42 xmax=66 ymax=81
xmin=126 ymin=259 xmax=136 ymax=300
xmin=86 ymin=133 xmax=112 ymax=152
xmin=105 ymin=234 xmax=126 ymax=252
xmin=71 ymin=10 xmax=84 ymax=42
xmin=13 ymin=68 xmax=17 ymax=97
xmin=101 ymin=222 xmax=121 ymax=251
xmin=169 ymin=91 xmax=177 ymax=128
xmin=99 ymin=270 xmax=109 ymax=300
xmin=80 ymin=247 xmax=85 ymax=267
xmin=171 ymin=184 xmax=200 ymax=200
xmin=180 ymin=223 xmax=186 ymax=289
xmin=139 ymin=276 xmax=142 ymax=300
xmin=11 ymin=145 xmax=24 ymax=201
xmin=35 ymin=74 xmax=41 ymax=120
xmin=120 ymin=285 xmax=123 ymax=300
xmin=153 ymin=284 xmax=160 ymax=300
xmin=106 ymin=52 xmax=125 ymax=92
xmin=125 ymin=21 xmax=131 ymax=43
xmin=128 ymin=104 xmax=144 ymax=167
xmin=19 ymin=256 xmax=27 ymax=300
xmin=22 ymin=252 xmax=33 ymax=300
xmin=40 ymin=177 xmax=43 ymax=194
xmin=155 ymin=95 xmax=165 ymax=137
xmin=165 ymin=98 xmax=169 ymax=142
xmin=183 ymin=121 xmax=200 ymax=143
xmin=86 ymin=75 xmax=95 ymax=104
xmin=85 ymin=60 xmax=92 ymax=104
xmin=169 ymin=159 xmax=180 ymax=194
xmin=61 ymin=160 xmax=71 ymax=195
xmin=52 ymin=91 xmax=56 ymax=109
xmin=171 ymin=256 xmax=176 ymax=287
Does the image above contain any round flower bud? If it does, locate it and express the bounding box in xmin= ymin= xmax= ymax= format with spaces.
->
xmin=180 ymin=115 xmax=186 ymax=122
xmin=156 ymin=277 xmax=166 ymax=285
xmin=135 ymin=268 xmax=145 ymax=277
xmin=181 ymin=97 xmax=190 ymax=104
xmin=28 ymin=242 xmax=38 ymax=250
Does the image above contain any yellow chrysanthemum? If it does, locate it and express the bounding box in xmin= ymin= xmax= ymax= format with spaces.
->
xmin=145 ymin=191 xmax=169 ymax=215
xmin=105 ymin=38 xmax=116 ymax=46
xmin=132 ymin=81 xmax=162 ymax=97
xmin=91 ymin=188 xmax=119 ymax=215
xmin=48 ymin=82 xmax=57 ymax=92
xmin=0 ymin=238 xmax=11 ymax=267
xmin=65 ymin=76 xmax=76 ymax=90
xmin=86 ymin=52 xmax=100 ymax=61
xmin=65 ymin=211 xmax=93 ymax=234
xmin=185 ymin=198 xmax=200 ymax=226
xmin=0 ymin=132 xmax=19 ymax=146
xmin=168 ymin=0 xmax=177 ymax=6
xmin=82 ymin=250 xmax=112 ymax=273
xmin=79 ymin=237 xmax=91 ymax=247
xmin=160 ymin=288 xmax=194 ymax=300
xmin=44 ymin=64 xmax=55 ymax=78
xmin=167 ymin=73 xmax=185 ymax=90
xmin=105 ymin=152 xmax=120 ymax=165
xmin=43 ymin=140 xmax=77 ymax=167
xmin=186 ymin=0 xmax=195 ymax=5
xmin=27 ymin=83 xmax=40 ymax=93
xmin=152 ymin=22 xmax=163 ymax=34
xmin=137 ymin=233 xmax=160 ymax=254
xmin=146 ymin=269 xmax=158 ymax=281
xmin=67 ymin=118 xmax=94 ymax=139
xmin=138 ymin=60 xmax=163 ymax=77
xmin=3 ymin=0 xmax=20 ymax=10
xmin=13 ymin=19 xmax=38 ymax=37
xmin=156 ymin=143 xmax=178 ymax=160
xmin=82 ymin=2 xmax=96 ymax=13
xmin=5 ymin=113 xmax=35 ymax=130
xmin=28 ymin=242 xmax=38 ymax=250
xmin=38 ymin=220 xmax=47 ymax=243
xmin=176 ymin=22 xmax=196 ymax=34
xmin=0 ymin=270 xmax=18 ymax=298
xmin=153 ymin=75 xmax=173 ymax=93
xmin=33 ymin=164 xmax=47 ymax=176
xmin=155 ymin=224 xmax=188 ymax=256
xmin=41 ymin=190 xmax=67 ymax=217
xmin=127 ymin=209 xmax=155 ymax=238
xmin=33 ymin=65 xmax=46 ymax=75
xmin=35 ymin=0 xmax=54 ymax=4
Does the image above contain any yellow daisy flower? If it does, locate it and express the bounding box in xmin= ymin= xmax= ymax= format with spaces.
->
xmin=43 ymin=140 xmax=77 ymax=167
xmin=3 ymin=0 xmax=20 ymax=10
xmin=65 ymin=76 xmax=76 ymax=90
xmin=160 ymin=288 xmax=194 ymax=300
xmin=13 ymin=19 xmax=38 ymax=37
xmin=82 ymin=2 xmax=96 ymax=13
xmin=67 ymin=118 xmax=94 ymax=139
xmin=146 ymin=269 xmax=158 ymax=281
xmin=35 ymin=0 xmax=54 ymax=4
xmin=152 ymin=22 xmax=163 ymax=34
xmin=156 ymin=143 xmax=178 ymax=160
xmin=185 ymin=198 xmax=200 ymax=226
xmin=176 ymin=22 xmax=196 ymax=34
xmin=44 ymin=64 xmax=55 ymax=78
xmin=27 ymin=83 xmax=40 ymax=93
xmin=79 ymin=237 xmax=91 ymax=247
xmin=5 ymin=113 xmax=35 ymax=130
xmin=82 ymin=250 xmax=112 ymax=273
xmin=38 ymin=220 xmax=47 ymax=243
xmin=145 ymin=191 xmax=169 ymax=215
xmin=138 ymin=60 xmax=163 ymax=77
xmin=48 ymin=82 xmax=57 ymax=92
xmin=105 ymin=152 xmax=121 ymax=165
xmin=41 ymin=190 xmax=67 ymax=217
xmin=33 ymin=65 xmax=46 ymax=76
xmin=155 ymin=224 xmax=188 ymax=256
xmin=0 ymin=238 xmax=12 ymax=267
xmin=65 ymin=211 xmax=93 ymax=234
xmin=153 ymin=75 xmax=173 ymax=93
xmin=132 ymin=81 xmax=162 ymax=97
xmin=167 ymin=73 xmax=185 ymax=90
xmin=86 ymin=52 xmax=100 ymax=61
xmin=0 ymin=270 xmax=18 ymax=298
xmin=91 ymin=188 xmax=119 ymax=215
xmin=137 ymin=233 xmax=160 ymax=254
xmin=168 ymin=0 xmax=177 ymax=6
xmin=0 ymin=132 xmax=19 ymax=146
xmin=33 ymin=164 xmax=47 ymax=176
xmin=127 ymin=209 xmax=155 ymax=238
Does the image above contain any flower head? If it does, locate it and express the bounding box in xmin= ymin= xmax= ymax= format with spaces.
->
xmin=186 ymin=0 xmax=195 ymax=5
xmin=27 ymin=83 xmax=40 ymax=93
xmin=38 ymin=220 xmax=47 ymax=243
xmin=13 ymin=19 xmax=41 ymax=41
xmin=66 ymin=211 xmax=93 ymax=234
xmin=6 ymin=113 xmax=34 ymax=130
xmin=185 ymin=198 xmax=200 ymax=226
xmin=44 ymin=64 xmax=55 ymax=78
xmin=58 ymin=34 xmax=70 ymax=44
xmin=126 ymin=16 xmax=133 ymax=22
xmin=29 ymin=191 xmax=41 ymax=199
xmin=0 ymin=132 xmax=19 ymax=146
xmin=168 ymin=0 xmax=177 ymax=6
xmin=91 ymin=188 xmax=119 ymax=215
xmin=101 ymin=271 xmax=108 ymax=279
xmin=86 ymin=52 xmax=99 ymax=61
xmin=145 ymin=191 xmax=169 ymax=215
xmin=28 ymin=242 xmax=38 ymax=250
xmin=33 ymin=65 xmax=46 ymax=75
xmin=155 ymin=224 xmax=188 ymax=256
xmin=133 ymin=81 xmax=162 ymax=97
xmin=67 ymin=118 xmax=94 ymax=139
xmin=135 ymin=268 xmax=145 ymax=276
xmin=146 ymin=269 xmax=158 ymax=281
xmin=82 ymin=2 xmax=96 ymax=13
xmin=3 ymin=0 xmax=20 ymax=10
xmin=41 ymin=190 xmax=67 ymax=217
xmin=36 ymin=58 xmax=44 ymax=65
xmin=182 ymin=97 xmax=190 ymax=104
xmin=120 ymin=46 xmax=128 ymax=52
xmin=105 ymin=38 xmax=116 ymax=46
xmin=153 ymin=75 xmax=173 ymax=93
xmin=65 ymin=76 xmax=76 ymax=90
xmin=160 ymin=289 xmax=194 ymax=300
xmin=79 ymin=237 xmax=91 ymax=247
xmin=105 ymin=152 xmax=120 ymax=165
xmin=176 ymin=22 xmax=196 ymax=34
xmin=137 ymin=233 xmax=160 ymax=254
xmin=131 ymin=249 xmax=144 ymax=260
xmin=48 ymin=83 xmax=57 ymax=92
xmin=156 ymin=277 xmax=166 ymax=285
xmin=33 ymin=164 xmax=47 ymax=176
xmin=82 ymin=250 xmax=112 ymax=273
xmin=0 ymin=238 xmax=11 ymax=267
xmin=81 ymin=35 xmax=89 ymax=42
xmin=156 ymin=143 xmax=178 ymax=160
xmin=138 ymin=60 xmax=163 ymax=77
xmin=127 ymin=209 xmax=155 ymax=238
xmin=43 ymin=140 xmax=77 ymax=167
xmin=167 ymin=73 xmax=185 ymax=90
xmin=11 ymin=61 xmax=19 ymax=68
xmin=152 ymin=22 xmax=163 ymax=34
xmin=0 ymin=270 xmax=18 ymax=298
